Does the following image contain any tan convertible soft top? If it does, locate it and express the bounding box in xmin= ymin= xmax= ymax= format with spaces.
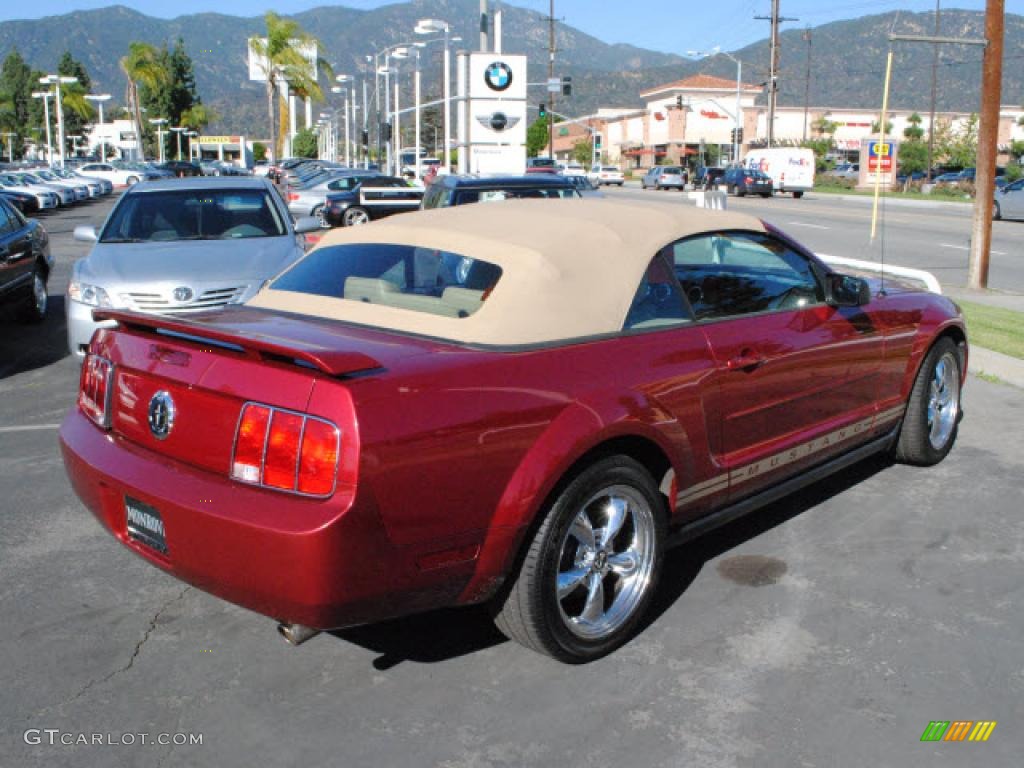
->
xmin=250 ymin=197 xmax=765 ymax=345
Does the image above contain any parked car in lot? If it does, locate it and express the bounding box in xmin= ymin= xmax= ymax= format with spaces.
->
xmin=589 ymin=164 xmax=625 ymax=186
xmin=286 ymin=170 xmax=384 ymax=219
xmin=322 ymin=175 xmax=423 ymax=227
xmin=77 ymin=162 xmax=146 ymax=187
xmin=0 ymin=194 xmax=52 ymax=322
xmin=0 ymin=180 xmax=57 ymax=213
xmin=0 ymin=172 xmax=72 ymax=207
xmin=159 ymin=160 xmax=204 ymax=177
xmin=65 ymin=177 xmax=320 ymax=357
xmin=56 ymin=167 xmax=113 ymax=195
xmin=993 ymin=178 xmax=1024 ymax=220
xmin=641 ymin=166 xmax=686 ymax=190
xmin=59 ymin=198 xmax=966 ymax=662
xmin=0 ymin=186 xmax=42 ymax=214
xmin=723 ymin=166 xmax=774 ymax=197
xmin=829 ymin=162 xmax=860 ymax=181
xmin=421 ymin=174 xmax=580 ymax=208
xmin=526 ymin=156 xmax=559 ymax=174
xmin=26 ymin=169 xmax=94 ymax=200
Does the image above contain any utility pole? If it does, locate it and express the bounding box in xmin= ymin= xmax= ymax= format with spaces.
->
xmin=480 ymin=0 xmax=488 ymax=53
xmin=548 ymin=0 xmax=556 ymax=161
xmin=755 ymin=1 xmax=797 ymax=147
xmin=926 ymin=0 xmax=941 ymax=182
xmin=968 ymin=0 xmax=1003 ymax=290
xmin=802 ymin=27 xmax=811 ymax=141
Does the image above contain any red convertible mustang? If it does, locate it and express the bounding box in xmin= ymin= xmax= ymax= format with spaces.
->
xmin=60 ymin=199 xmax=967 ymax=662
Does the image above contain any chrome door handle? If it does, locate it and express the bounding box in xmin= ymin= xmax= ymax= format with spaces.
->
xmin=726 ymin=352 xmax=765 ymax=371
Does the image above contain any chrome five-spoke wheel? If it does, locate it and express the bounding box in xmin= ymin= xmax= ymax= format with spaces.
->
xmin=556 ymin=486 xmax=656 ymax=640
xmin=927 ymin=351 xmax=960 ymax=450
xmin=492 ymin=455 xmax=664 ymax=662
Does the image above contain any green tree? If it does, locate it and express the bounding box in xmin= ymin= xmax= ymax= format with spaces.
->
xmin=871 ymin=118 xmax=894 ymax=135
xmin=526 ymin=115 xmax=561 ymax=157
xmin=800 ymin=138 xmax=833 ymax=172
xmin=252 ymin=142 xmax=267 ymax=162
xmin=903 ymin=112 xmax=924 ymax=141
xmin=139 ymin=39 xmax=205 ymax=160
xmin=249 ymin=12 xmax=326 ymax=160
xmin=811 ymin=113 xmax=837 ymax=139
xmin=898 ymin=140 xmax=929 ymax=175
xmin=120 ymin=42 xmax=170 ymax=161
xmin=291 ymin=126 xmax=318 ymax=158
xmin=942 ymin=113 xmax=978 ymax=169
xmin=572 ymin=137 xmax=592 ymax=166
xmin=57 ymin=51 xmax=95 ymax=155
xmin=0 ymin=49 xmax=40 ymax=159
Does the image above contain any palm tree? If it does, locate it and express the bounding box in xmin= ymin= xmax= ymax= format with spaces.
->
xmin=249 ymin=12 xmax=328 ymax=160
xmin=120 ymin=42 xmax=169 ymax=161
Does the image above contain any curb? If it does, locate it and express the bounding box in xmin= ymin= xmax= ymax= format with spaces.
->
xmin=811 ymin=193 xmax=972 ymax=211
xmin=969 ymin=346 xmax=1024 ymax=389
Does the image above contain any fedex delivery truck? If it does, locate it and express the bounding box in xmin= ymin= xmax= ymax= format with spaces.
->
xmin=741 ymin=148 xmax=815 ymax=198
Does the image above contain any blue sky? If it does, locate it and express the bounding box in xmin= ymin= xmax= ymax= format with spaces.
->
xmin=2 ymin=1 xmax=1021 ymax=54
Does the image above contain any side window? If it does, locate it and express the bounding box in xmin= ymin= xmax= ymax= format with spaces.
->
xmin=665 ymin=231 xmax=824 ymax=320
xmin=623 ymin=254 xmax=690 ymax=331
xmin=0 ymin=201 xmax=14 ymax=234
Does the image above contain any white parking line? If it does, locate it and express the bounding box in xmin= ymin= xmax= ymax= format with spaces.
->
xmin=940 ymin=242 xmax=1006 ymax=255
xmin=786 ymin=221 xmax=829 ymax=230
xmin=0 ymin=424 xmax=61 ymax=434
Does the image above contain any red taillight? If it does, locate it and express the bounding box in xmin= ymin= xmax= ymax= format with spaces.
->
xmin=298 ymin=418 xmax=339 ymax=495
xmin=264 ymin=411 xmax=303 ymax=490
xmin=745 ymin=176 xmax=753 ymax=185
xmin=288 ymin=192 xmax=299 ymax=201
xmin=231 ymin=404 xmax=270 ymax=484
xmin=79 ymin=354 xmax=114 ymax=429
xmin=230 ymin=403 xmax=340 ymax=497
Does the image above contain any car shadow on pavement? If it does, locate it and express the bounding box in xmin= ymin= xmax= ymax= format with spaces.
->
xmin=0 ymin=295 xmax=71 ymax=380
xmin=331 ymin=453 xmax=893 ymax=668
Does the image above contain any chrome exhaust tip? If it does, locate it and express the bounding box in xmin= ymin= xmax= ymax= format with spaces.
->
xmin=277 ymin=622 xmax=320 ymax=646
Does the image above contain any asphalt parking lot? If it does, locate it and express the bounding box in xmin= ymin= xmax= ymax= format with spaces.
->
xmin=2 ymin=192 xmax=1023 ymax=767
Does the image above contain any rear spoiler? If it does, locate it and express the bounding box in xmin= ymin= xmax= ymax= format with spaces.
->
xmin=93 ymin=309 xmax=382 ymax=377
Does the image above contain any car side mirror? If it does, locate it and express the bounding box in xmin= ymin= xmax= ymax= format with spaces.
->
xmin=73 ymin=225 xmax=98 ymax=243
xmin=293 ymin=216 xmax=321 ymax=235
xmin=825 ymin=273 xmax=871 ymax=307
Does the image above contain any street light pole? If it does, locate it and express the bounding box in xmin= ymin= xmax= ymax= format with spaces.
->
xmin=39 ymin=75 xmax=78 ymax=168
xmin=171 ymin=126 xmax=186 ymax=162
xmin=688 ymin=48 xmax=743 ymax=165
xmin=149 ymin=118 xmax=168 ymax=163
xmin=31 ymin=92 xmax=53 ymax=165
xmin=85 ymin=94 xmax=111 ymax=160
xmin=416 ymin=19 xmax=460 ymax=172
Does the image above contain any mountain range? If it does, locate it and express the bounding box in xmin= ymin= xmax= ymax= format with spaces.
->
xmin=1 ymin=1 xmax=1021 ymax=136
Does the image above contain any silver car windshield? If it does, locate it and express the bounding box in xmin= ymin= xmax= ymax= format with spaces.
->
xmin=100 ymin=189 xmax=287 ymax=243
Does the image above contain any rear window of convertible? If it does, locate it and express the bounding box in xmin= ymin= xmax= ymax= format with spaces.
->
xmin=270 ymin=243 xmax=503 ymax=319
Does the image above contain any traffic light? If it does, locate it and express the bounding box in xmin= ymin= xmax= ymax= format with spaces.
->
xmin=360 ymin=129 xmax=369 ymax=146
xmin=538 ymin=103 xmax=547 ymax=119
xmin=676 ymin=95 xmax=683 ymax=110
xmin=730 ymin=127 xmax=744 ymax=144
xmin=561 ymin=76 xmax=572 ymax=97
xmin=381 ymin=122 xmax=392 ymax=142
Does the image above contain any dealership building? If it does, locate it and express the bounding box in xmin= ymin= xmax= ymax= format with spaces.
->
xmin=545 ymin=73 xmax=1024 ymax=169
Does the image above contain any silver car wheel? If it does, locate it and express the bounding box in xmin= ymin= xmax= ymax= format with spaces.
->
xmin=32 ymin=273 xmax=47 ymax=316
xmin=555 ymin=485 xmax=656 ymax=641
xmin=927 ymin=352 xmax=960 ymax=450
xmin=343 ymin=207 xmax=370 ymax=226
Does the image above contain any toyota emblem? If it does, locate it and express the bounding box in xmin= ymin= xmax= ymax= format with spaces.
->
xmin=148 ymin=391 xmax=176 ymax=441
xmin=484 ymin=61 xmax=513 ymax=92
xmin=172 ymin=286 xmax=194 ymax=303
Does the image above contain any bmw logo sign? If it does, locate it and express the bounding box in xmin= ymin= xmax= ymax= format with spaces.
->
xmin=484 ymin=61 xmax=513 ymax=92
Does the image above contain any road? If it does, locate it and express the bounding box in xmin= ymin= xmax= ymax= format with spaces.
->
xmin=608 ymin=185 xmax=1024 ymax=293
xmin=1 ymin=192 xmax=1023 ymax=767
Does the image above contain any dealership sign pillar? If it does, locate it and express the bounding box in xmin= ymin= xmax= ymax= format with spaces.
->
xmin=457 ymin=53 xmax=527 ymax=174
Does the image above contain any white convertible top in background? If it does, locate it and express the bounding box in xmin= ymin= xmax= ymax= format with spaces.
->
xmin=249 ymin=198 xmax=766 ymax=345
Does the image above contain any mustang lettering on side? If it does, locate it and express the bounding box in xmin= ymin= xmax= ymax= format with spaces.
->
xmin=60 ymin=199 xmax=967 ymax=662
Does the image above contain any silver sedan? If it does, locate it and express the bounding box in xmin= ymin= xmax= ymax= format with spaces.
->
xmin=67 ymin=177 xmax=319 ymax=357
xmin=994 ymin=178 xmax=1024 ymax=221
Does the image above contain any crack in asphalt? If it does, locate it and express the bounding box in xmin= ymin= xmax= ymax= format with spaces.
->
xmin=30 ymin=586 xmax=191 ymax=719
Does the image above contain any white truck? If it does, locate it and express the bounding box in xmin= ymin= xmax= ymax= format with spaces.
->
xmin=741 ymin=147 xmax=815 ymax=198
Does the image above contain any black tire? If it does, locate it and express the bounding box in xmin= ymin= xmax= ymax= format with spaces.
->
xmin=18 ymin=266 xmax=48 ymax=324
xmin=793 ymin=191 xmax=804 ymax=199
xmin=617 ymin=182 xmax=623 ymax=187
xmin=342 ymin=206 xmax=370 ymax=226
xmin=993 ymin=201 xmax=1001 ymax=220
xmin=126 ymin=176 xmax=139 ymax=186
xmin=895 ymin=337 xmax=962 ymax=466
xmin=760 ymin=192 xmax=771 ymax=198
xmin=491 ymin=455 xmax=665 ymax=663
xmin=737 ymin=187 xmax=746 ymax=197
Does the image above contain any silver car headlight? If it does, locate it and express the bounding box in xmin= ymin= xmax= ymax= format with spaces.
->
xmin=68 ymin=280 xmax=113 ymax=308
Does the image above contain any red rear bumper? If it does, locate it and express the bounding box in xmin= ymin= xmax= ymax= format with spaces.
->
xmin=59 ymin=409 xmax=468 ymax=629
